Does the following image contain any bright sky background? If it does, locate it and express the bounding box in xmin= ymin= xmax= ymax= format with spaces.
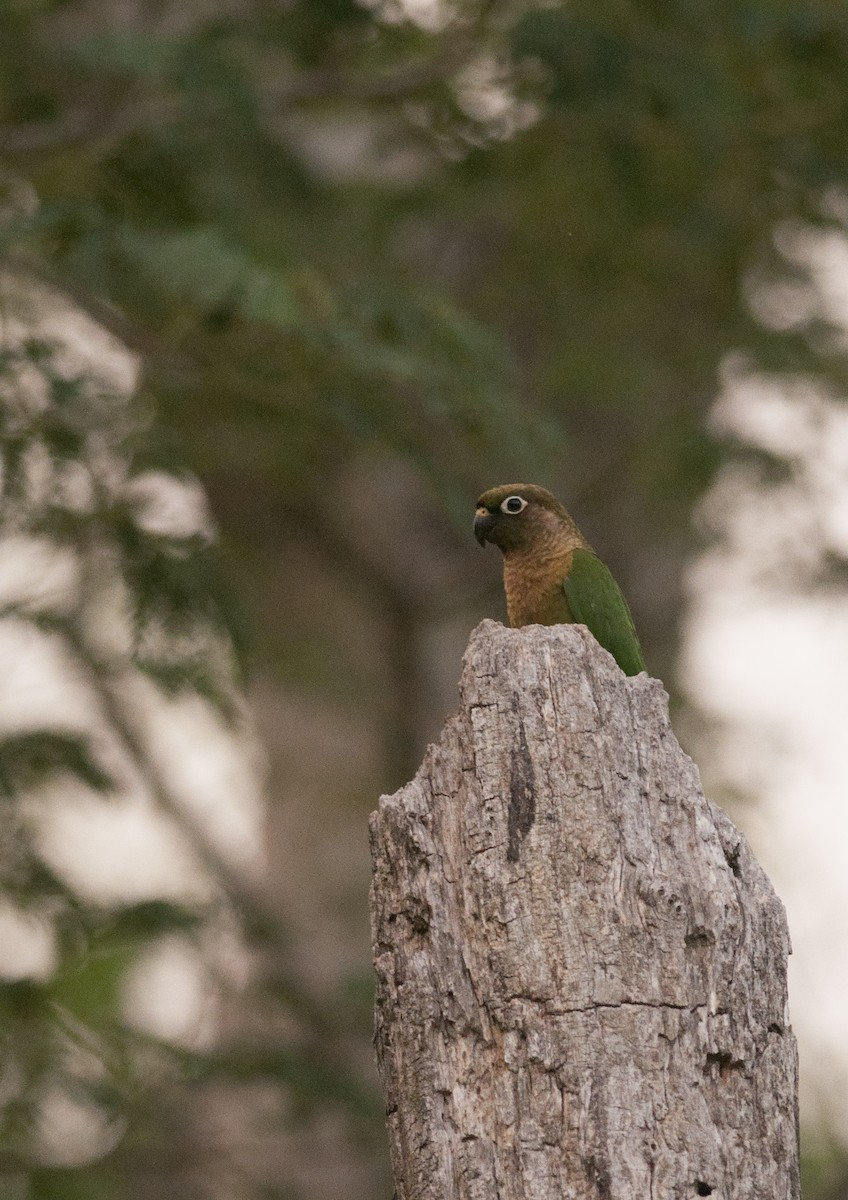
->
xmin=684 ymin=347 xmax=848 ymax=1141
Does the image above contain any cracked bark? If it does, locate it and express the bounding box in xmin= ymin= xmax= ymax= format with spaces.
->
xmin=369 ymin=621 xmax=799 ymax=1200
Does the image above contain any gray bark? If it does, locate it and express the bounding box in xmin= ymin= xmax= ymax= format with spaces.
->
xmin=369 ymin=621 xmax=799 ymax=1200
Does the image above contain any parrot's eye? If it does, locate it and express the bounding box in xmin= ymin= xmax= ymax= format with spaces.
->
xmin=501 ymin=496 xmax=527 ymax=515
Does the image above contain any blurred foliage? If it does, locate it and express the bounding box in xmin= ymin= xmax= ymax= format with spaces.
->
xmin=1 ymin=0 xmax=848 ymax=1197
xmin=0 ymin=336 xmax=247 ymax=1193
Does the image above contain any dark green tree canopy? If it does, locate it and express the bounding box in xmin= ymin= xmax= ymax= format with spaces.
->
xmin=1 ymin=2 xmax=848 ymax=1197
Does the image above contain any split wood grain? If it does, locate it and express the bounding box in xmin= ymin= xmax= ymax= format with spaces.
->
xmin=370 ymin=620 xmax=799 ymax=1200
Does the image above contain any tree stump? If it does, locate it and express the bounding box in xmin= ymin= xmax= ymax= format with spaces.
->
xmin=369 ymin=621 xmax=799 ymax=1200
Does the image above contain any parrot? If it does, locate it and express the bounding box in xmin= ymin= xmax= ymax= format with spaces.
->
xmin=473 ymin=483 xmax=646 ymax=677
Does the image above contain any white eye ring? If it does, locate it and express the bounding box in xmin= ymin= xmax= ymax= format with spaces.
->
xmin=500 ymin=495 xmax=527 ymax=515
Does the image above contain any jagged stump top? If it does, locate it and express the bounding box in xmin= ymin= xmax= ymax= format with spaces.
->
xmin=370 ymin=621 xmax=799 ymax=1200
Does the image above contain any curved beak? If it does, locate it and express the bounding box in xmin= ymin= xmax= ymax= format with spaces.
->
xmin=474 ymin=510 xmax=495 ymax=547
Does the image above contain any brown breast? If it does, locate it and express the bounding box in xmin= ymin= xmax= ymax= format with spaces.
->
xmin=503 ymin=546 xmax=578 ymax=627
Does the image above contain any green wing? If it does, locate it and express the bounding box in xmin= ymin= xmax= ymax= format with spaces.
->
xmin=562 ymin=548 xmax=646 ymax=676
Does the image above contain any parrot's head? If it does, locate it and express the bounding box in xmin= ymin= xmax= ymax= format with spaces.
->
xmin=474 ymin=484 xmax=570 ymax=554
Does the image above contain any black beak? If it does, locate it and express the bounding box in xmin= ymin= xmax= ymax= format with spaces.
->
xmin=474 ymin=512 xmax=495 ymax=547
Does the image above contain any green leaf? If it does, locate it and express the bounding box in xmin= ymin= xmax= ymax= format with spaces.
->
xmin=66 ymin=29 xmax=185 ymax=81
xmin=27 ymin=1165 xmax=125 ymax=1200
xmin=0 ymin=733 xmax=113 ymax=798
xmin=99 ymin=900 xmax=204 ymax=939
xmin=117 ymin=226 xmax=301 ymax=330
xmin=50 ymin=941 xmax=139 ymax=1025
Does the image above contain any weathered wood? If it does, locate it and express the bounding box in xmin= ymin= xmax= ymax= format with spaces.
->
xmin=369 ymin=620 xmax=799 ymax=1200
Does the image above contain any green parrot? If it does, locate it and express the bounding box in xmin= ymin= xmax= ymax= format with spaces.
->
xmin=474 ymin=483 xmax=646 ymax=677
